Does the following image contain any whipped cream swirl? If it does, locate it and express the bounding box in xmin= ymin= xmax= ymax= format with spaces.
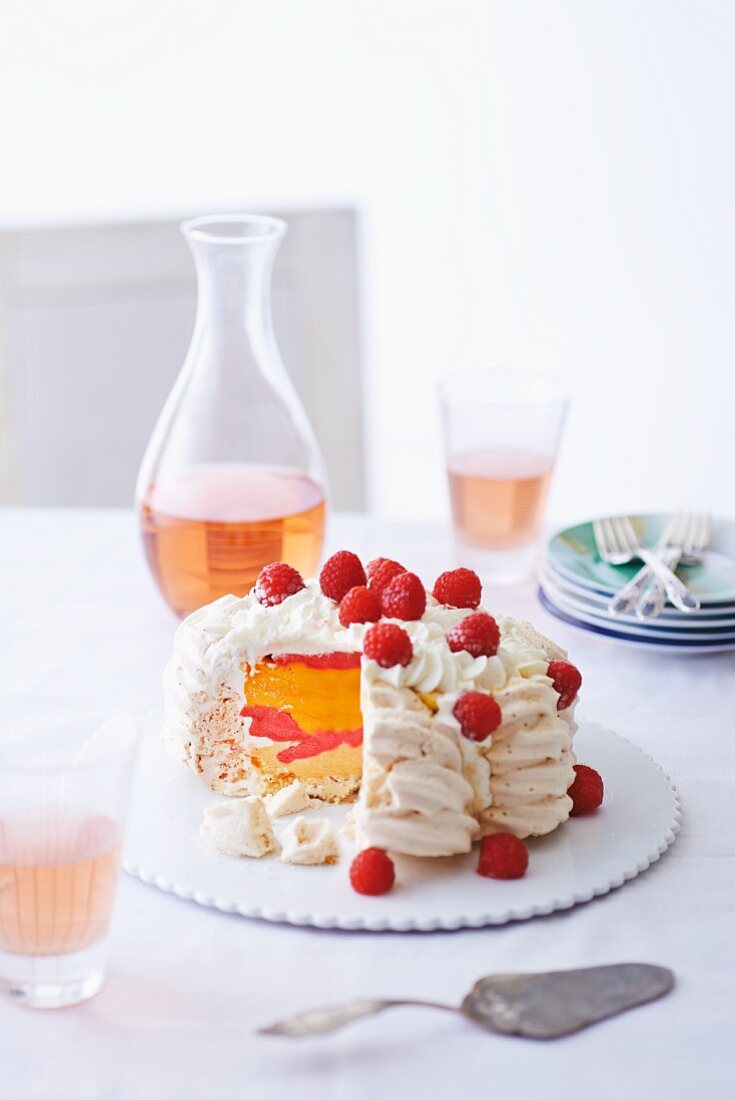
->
xmin=356 ymin=681 xmax=480 ymax=856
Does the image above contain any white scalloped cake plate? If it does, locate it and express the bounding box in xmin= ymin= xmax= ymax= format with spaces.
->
xmin=123 ymin=713 xmax=681 ymax=932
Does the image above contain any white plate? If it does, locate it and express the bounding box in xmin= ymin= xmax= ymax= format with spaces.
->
xmin=123 ymin=713 xmax=681 ymax=932
xmin=541 ymin=561 xmax=735 ymax=625
xmin=540 ymin=570 xmax=735 ymax=638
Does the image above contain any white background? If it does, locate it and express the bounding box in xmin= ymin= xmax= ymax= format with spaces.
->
xmin=1 ymin=1 xmax=734 ymax=521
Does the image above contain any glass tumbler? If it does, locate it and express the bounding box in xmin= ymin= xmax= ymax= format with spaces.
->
xmin=0 ymin=715 xmax=138 ymax=1009
xmin=439 ymin=370 xmax=569 ymax=584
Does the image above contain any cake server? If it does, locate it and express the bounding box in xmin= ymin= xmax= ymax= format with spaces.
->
xmin=258 ymin=963 xmax=673 ymax=1040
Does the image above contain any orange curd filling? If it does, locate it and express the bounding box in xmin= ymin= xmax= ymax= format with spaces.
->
xmin=240 ymin=652 xmax=363 ymax=793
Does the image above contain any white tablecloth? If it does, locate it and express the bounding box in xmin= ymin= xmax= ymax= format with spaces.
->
xmin=1 ymin=509 xmax=733 ymax=1100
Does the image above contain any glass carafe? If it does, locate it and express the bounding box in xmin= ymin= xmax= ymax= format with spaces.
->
xmin=136 ymin=214 xmax=328 ymax=617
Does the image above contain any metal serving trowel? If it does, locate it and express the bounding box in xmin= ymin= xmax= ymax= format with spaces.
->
xmin=258 ymin=963 xmax=673 ymax=1040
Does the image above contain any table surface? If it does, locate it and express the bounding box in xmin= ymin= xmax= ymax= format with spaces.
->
xmin=1 ymin=509 xmax=733 ymax=1100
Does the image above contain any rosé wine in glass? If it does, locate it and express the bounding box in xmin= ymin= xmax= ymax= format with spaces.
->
xmin=448 ymin=448 xmax=553 ymax=550
xmin=439 ymin=372 xmax=568 ymax=584
xmin=0 ymin=815 xmax=121 ymax=957
xmin=0 ymin=716 xmax=138 ymax=1009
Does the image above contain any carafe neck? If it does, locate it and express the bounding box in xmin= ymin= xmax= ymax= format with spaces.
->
xmin=182 ymin=214 xmax=286 ymax=337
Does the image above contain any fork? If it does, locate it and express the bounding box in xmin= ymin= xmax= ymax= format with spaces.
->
xmin=603 ymin=515 xmax=680 ymax=616
xmin=604 ymin=513 xmax=703 ymax=617
xmin=593 ymin=515 xmax=699 ymax=613
xmin=635 ymin=513 xmax=710 ymax=620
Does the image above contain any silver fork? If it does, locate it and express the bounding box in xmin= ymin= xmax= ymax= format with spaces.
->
xmin=603 ymin=515 xmax=680 ymax=616
xmin=635 ymin=513 xmax=710 ymax=620
xmin=604 ymin=513 xmax=702 ymax=617
xmin=593 ymin=515 xmax=699 ymax=613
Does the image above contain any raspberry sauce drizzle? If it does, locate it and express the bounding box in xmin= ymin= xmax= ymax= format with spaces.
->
xmin=240 ymin=705 xmax=363 ymax=763
xmin=268 ymin=652 xmax=361 ymax=670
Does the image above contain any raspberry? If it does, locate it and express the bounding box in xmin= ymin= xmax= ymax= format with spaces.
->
xmin=453 ymin=691 xmax=502 ymax=741
xmin=568 ymin=764 xmax=604 ymax=816
xmin=447 ymin=612 xmax=500 ymax=658
xmin=477 ymin=833 xmax=529 ymax=880
xmin=319 ymin=550 xmax=366 ymax=602
xmin=350 ymin=848 xmax=395 ymax=896
xmin=433 ymin=568 xmax=482 ymax=610
xmin=380 ymin=571 xmax=427 ymax=621
xmin=366 ymin=557 xmax=407 ymax=597
xmin=363 ymin=622 xmax=413 ymax=668
xmin=338 ymin=586 xmax=382 ymax=627
xmin=366 ymin=556 xmax=397 ymax=583
xmin=254 ymin=562 xmax=305 ymax=607
xmin=548 ymin=660 xmax=582 ymax=710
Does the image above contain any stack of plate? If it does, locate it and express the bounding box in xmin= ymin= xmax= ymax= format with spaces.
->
xmin=540 ymin=515 xmax=735 ymax=653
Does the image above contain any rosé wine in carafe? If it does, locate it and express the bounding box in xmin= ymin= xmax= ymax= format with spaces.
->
xmin=140 ymin=463 xmax=325 ymax=616
xmin=136 ymin=215 xmax=328 ymax=617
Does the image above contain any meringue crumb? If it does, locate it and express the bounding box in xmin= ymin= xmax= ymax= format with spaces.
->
xmin=200 ymin=797 xmax=276 ymax=858
xmin=266 ymin=780 xmax=313 ymax=818
xmin=279 ymin=816 xmax=339 ymax=865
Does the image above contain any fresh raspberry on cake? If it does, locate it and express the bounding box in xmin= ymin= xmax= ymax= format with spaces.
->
xmin=254 ymin=562 xmax=306 ymax=607
xmin=380 ymin=571 xmax=427 ymax=621
xmin=477 ymin=833 xmax=529 ymax=879
xmin=363 ymin=622 xmax=413 ymax=668
xmin=338 ymin=585 xmax=382 ymax=627
xmin=366 ymin=557 xmax=407 ymax=596
xmin=568 ymin=764 xmax=604 ymax=816
xmin=453 ymin=691 xmax=502 ymax=741
xmin=433 ymin=568 xmax=482 ymax=610
xmin=319 ymin=550 xmax=367 ymax=602
xmin=547 ymin=660 xmax=582 ymax=710
xmin=447 ymin=612 xmax=500 ymax=658
xmin=350 ymin=848 xmax=395 ymax=895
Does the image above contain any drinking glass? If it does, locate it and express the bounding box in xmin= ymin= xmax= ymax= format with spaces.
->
xmin=0 ymin=715 xmax=138 ymax=1009
xmin=439 ymin=370 xmax=569 ymax=584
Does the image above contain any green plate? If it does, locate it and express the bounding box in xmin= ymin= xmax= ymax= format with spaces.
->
xmin=547 ymin=515 xmax=735 ymax=604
